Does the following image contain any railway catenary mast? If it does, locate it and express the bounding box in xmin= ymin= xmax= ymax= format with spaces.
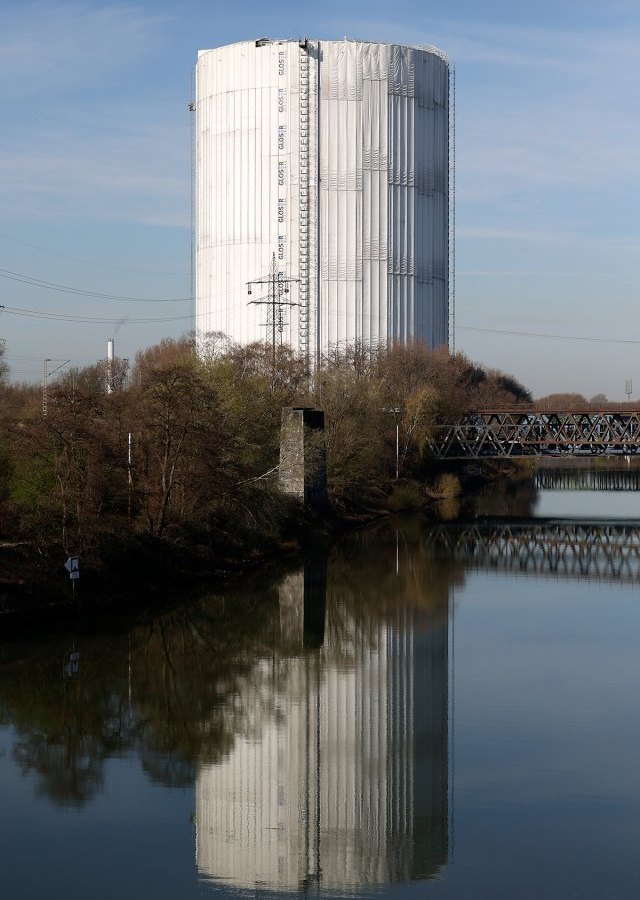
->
xmin=195 ymin=38 xmax=450 ymax=365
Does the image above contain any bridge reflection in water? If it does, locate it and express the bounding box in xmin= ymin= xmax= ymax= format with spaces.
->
xmin=196 ymin=556 xmax=449 ymax=893
xmin=426 ymin=520 xmax=640 ymax=583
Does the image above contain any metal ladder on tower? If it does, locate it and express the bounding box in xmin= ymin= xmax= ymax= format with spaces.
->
xmin=298 ymin=46 xmax=311 ymax=365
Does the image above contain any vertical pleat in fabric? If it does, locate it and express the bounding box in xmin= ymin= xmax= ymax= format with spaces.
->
xmin=319 ymin=41 xmax=362 ymax=351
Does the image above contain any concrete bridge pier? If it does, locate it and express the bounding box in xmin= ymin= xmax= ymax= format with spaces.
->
xmin=279 ymin=407 xmax=329 ymax=511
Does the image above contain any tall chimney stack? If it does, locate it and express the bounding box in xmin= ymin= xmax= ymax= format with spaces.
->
xmin=106 ymin=338 xmax=114 ymax=394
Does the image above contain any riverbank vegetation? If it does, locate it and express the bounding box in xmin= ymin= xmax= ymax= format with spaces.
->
xmin=0 ymin=335 xmax=530 ymax=615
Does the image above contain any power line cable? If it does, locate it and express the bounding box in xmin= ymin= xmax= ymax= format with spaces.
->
xmin=0 ymin=305 xmax=192 ymax=325
xmin=0 ymin=267 xmax=189 ymax=302
xmin=459 ymin=324 xmax=640 ymax=346
xmin=0 ymin=266 xmax=253 ymax=303
xmin=0 ymin=231 xmax=184 ymax=277
xmin=0 ymin=302 xmax=196 ymax=325
xmin=7 ymin=355 xmax=69 ymax=363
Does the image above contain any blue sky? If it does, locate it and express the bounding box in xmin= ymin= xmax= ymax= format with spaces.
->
xmin=1 ymin=0 xmax=639 ymax=399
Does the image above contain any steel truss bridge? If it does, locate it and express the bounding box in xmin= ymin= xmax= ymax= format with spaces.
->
xmin=429 ymin=410 xmax=640 ymax=459
xmin=426 ymin=519 xmax=640 ymax=583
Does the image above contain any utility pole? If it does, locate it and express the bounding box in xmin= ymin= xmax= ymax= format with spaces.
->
xmin=247 ymin=253 xmax=300 ymax=366
xmin=42 ymin=358 xmax=71 ymax=417
xmin=42 ymin=358 xmax=50 ymax=418
xmin=127 ymin=431 xmax=132 ymax=525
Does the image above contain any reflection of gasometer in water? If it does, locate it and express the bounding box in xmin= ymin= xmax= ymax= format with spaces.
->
xmin=196 ymin=555 xmax=449 ymax=891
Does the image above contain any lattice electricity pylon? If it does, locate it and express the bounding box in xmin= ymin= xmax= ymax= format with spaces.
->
xmin=247 ymin=253 xmax=300 ymax=363
xmin=428 ymin=410 xmax=640 ymax=459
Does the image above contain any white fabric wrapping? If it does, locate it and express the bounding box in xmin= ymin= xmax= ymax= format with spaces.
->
xmin=196 ymin=39 xmax=449 ymax=358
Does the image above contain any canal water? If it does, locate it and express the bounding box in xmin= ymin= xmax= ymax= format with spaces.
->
xmin=2 ymin=468 xmax=640 ymax=898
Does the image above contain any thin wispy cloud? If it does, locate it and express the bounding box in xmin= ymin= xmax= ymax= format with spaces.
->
xmin=0 ymin=109 xmax=189 ymax=226
xmin=0 ymin=161 xmax=188 ymax=228
xmin=457 ymin=227 xmax=562 ymax=243
xmin=0 ymin=2 xmax=169 ymax=98
xmin=433 ymin=24 xmax=640 ymax=241
xmin=435 ymin=21 xmax=640 ymax=74
xmin=0 ymin=3 xmax=187 ymax=228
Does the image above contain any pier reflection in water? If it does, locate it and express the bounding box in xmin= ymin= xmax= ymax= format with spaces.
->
xmin=196 ymin=546 xmax=450 ymax=892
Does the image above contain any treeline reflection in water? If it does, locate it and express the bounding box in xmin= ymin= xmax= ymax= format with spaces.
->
xmin=1 ymin=474 xmax=638 ymax=893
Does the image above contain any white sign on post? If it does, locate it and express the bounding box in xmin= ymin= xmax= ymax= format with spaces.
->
xmin=64 ymin=556 xmax=80 ymax=579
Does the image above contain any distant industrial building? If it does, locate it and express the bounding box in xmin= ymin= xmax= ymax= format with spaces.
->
xmin=195 ymin=38 xmax=451 ymax=364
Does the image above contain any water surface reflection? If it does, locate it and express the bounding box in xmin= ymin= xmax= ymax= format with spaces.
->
xmin=0 ymin=525 xmax=458 ymax=894
xmin=3 ymin=474 xmax=640 ymax=898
